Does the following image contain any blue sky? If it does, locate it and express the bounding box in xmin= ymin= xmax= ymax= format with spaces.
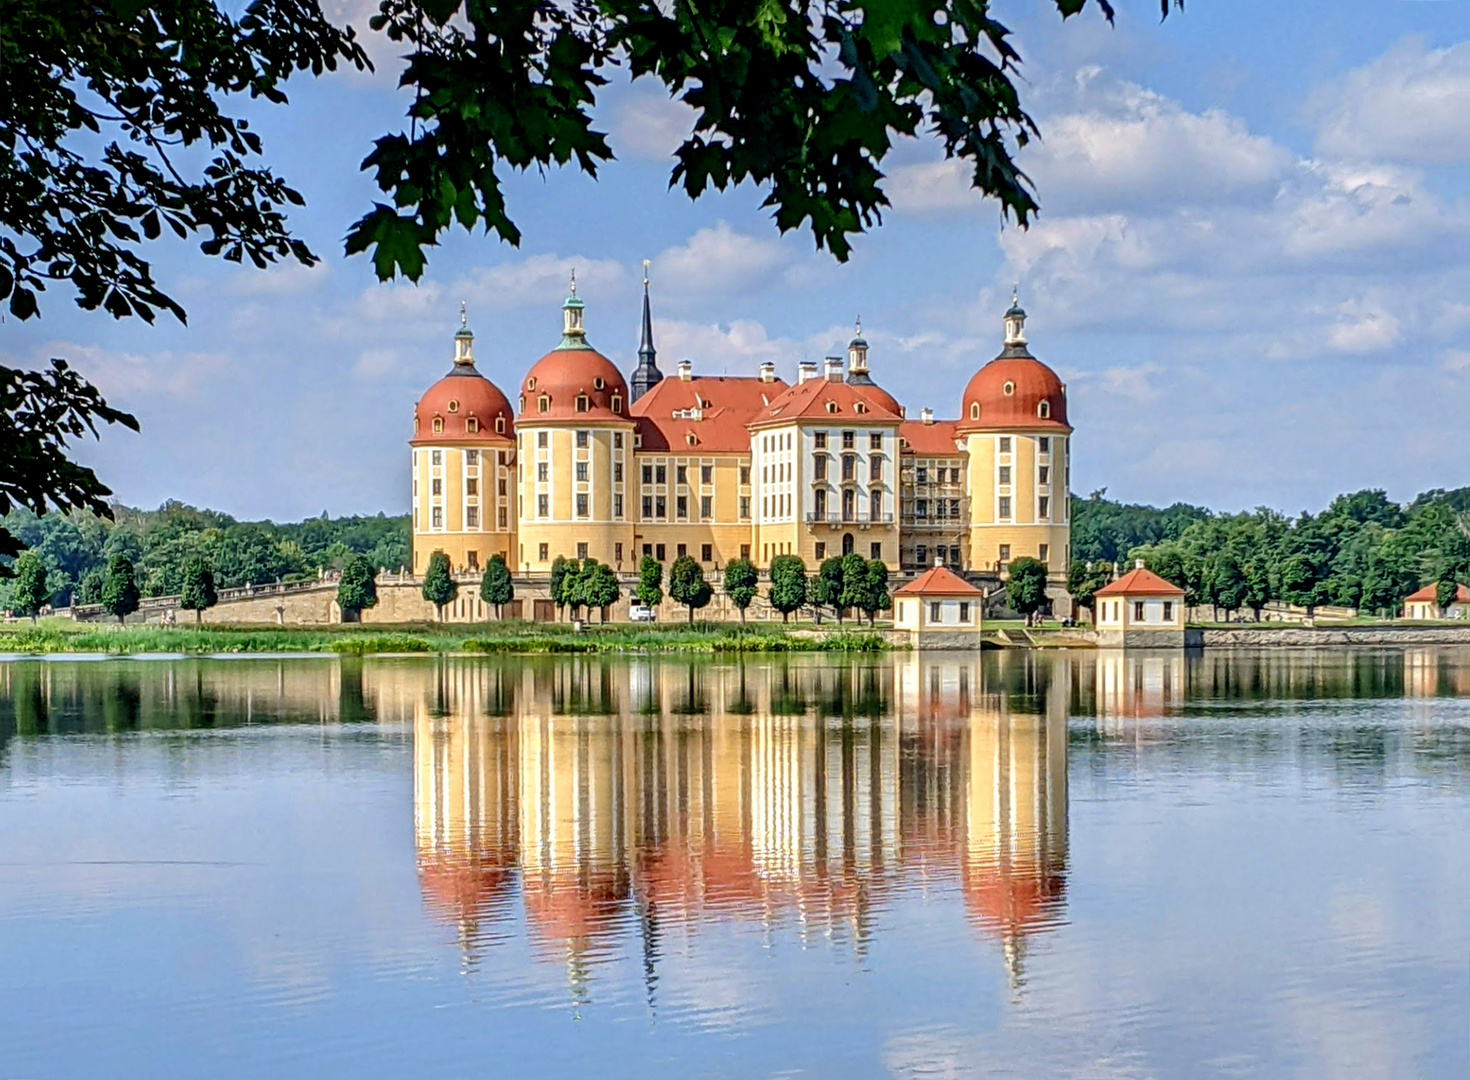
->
xmin=6 ymin=0 xmax=1470 ymax=521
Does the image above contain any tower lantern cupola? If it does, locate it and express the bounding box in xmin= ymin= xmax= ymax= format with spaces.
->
xmin=847 ymin=315 xmax=869 ymax=377
xmin=558 ymin=270 xmax=587 ymax=348
xmin=1004 ymin=286 xmax=1027 ymax=348
xmin=454 ymin=301 xmax=475 ymax=366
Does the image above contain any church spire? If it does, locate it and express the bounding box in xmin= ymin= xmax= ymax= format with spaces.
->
xmin=453 ymin=300 xmax=475 ymax=366
xmin=846 ymin=314 xmax=873 ymax=385
xmin=631 ymin=259 xmax=664 ymax=401
xmin=1001 ymin=285 xmax=1032 ymax=357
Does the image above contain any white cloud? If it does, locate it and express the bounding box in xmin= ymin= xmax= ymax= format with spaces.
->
xmin=654 ymin=318 xmax=790 ymax=372
xmin=1327 ymin=299 xmax=1400 ymax=354
xmin=1026 ymin=72 xmax=1291 ymax=211
xmin=356 ymin=254 xmax=628 ymax=327
xmin=608 ymin=88 xmax=695 ymax=161
xmin=225 ymin=259 xmax=330 ymax=297
xmin=37 ymin=341 xmax=228 ymax=400
xmin=653 ymin=222 xmax=789 ymax=298
xmin=886 ymin=159 xmax=986 ymax=215
xmin=1311 ymin=37 xmax=1470 ymax=164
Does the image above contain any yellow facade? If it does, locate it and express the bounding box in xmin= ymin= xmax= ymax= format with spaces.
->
xmin=514 ymin=420 xmax=636 ymax=573
xmin=411 ymin=444 xmax=516 ymax=573
xmin=963 ymin=431 xmax=1070 ymax=575
xmin=631 ymin=451 xmax=754 ymax=568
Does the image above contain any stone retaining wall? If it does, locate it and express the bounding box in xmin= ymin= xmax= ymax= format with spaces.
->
xmin=1187 ymin=626 xmax=1470 ymax=647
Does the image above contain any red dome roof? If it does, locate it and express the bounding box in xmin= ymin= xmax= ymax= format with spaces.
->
xmin=854 ymin=381 xmax=903 ymax=417
xmin=957 ymin=356 xmax=1070 ymax=433
xmin=414 ymin=366 xmax=515 ymax=445
xmin=518 ymin=346 xmax=631 ymax=424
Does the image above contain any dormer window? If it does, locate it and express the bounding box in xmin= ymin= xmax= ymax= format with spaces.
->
xmin=413 ymin=418 xmax=419 ymax=435
xmin=519 ymin=395 xmax=526 ymax=412
xmin=686 ymin=433 xmax=697 ymax=447
xmin=593 ymin=377 xmax=605 ymax=391
xmin=970 ymin=402 xmax=980 ymax=420
xmin=825 ymin=401 xmax=838 ymax=413
xmin=575 ymin=394 xmax=589 ymax=413
xmin=447 ymin=400 xmax=459 ymax=413
xmin=432 ymin=417 xmax=444 ymax=433
xmin=495 ymin=416 xmax=506 ymax=434
xmin=855 ymin=401 xmax=867 ymax=414
xmin=466 ymin=417 xmax=479 ymax=433
xmin=611 ymin=395 xmax=623 ymax=414
xmin=1037 ymin=400 xmax=1050 ymax=419
xmin=1003 ymin=381 xmax=1015 ymax=396
xmin=538 ymin=395 xmax=550 ymax=414
xmin=527 ymin=377 xmax=537 ymax=391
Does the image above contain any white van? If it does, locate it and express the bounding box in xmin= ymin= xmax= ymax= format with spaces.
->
xmin=628 ymin=604 xmax=657 ymax=623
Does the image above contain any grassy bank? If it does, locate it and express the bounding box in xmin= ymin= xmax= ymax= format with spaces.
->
xmin=0 ymin=620 xmax=891 ymax=656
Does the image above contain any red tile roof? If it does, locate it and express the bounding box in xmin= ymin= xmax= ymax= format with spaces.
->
xmin=749 ymin=377 xmax=904 ymax=429
xmin=895 ymin=565 xmax=984 ymax=597
xmin=1405 ymin=583 xmax=1470 ymax=604
xmin=631 ymin=374 xmax=787 ymax=453
xmin=1094 ymin=567 xmax=1186 ymax=598
xmin=900 ymin=418 xmax=963 ymax=456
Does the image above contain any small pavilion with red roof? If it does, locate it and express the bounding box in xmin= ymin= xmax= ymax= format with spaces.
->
xmin=1404 ymin=582 xmax=1470 ymax=621
xmin=1094 ymin=561 xmax=1187 ymax=647
xmin=894 ymin=561 xmax=985 ymax=649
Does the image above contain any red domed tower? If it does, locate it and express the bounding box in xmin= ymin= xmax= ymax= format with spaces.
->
xmin=410 ymin=307 xmax=517 ymax=577
xmin=955 ymin=293 xmax=1072 ymax=591
xmin=513 ymin=276 xmax=635 ymax=573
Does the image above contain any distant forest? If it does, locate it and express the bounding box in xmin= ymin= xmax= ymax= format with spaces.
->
xmin=3 ymin=485 xmax=1469 ymax=616
xmin=0 ymin=503 xmax=409 ymax=609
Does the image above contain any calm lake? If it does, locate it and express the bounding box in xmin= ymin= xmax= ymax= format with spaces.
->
xmin=0 ymin=649 xmax=1466 ymax=1079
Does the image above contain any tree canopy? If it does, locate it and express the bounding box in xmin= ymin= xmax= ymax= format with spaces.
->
xmin=100 ymin=554 xmax=140 ymax=623
xmin=337 ymin=554 xmax=379 ymax=618
xmin=479 ymin=553 xmax=514 ymax=617
xmin=668 ymin=555 xmax=712 ymax=622
xmin=768 ymin=555 xmax=807 ymax=623
xmin=420 ymin=550 xmax=457 ymax=617
xmin=1005 ymin=557 xmax=1049 ymax=620
xmin=724 ymin=557 xmax=759 ymax=622
xmin=637 ymin=556 xmax=664 ymax=608
xmin=179 ymin=556 xmax=219 ymax=622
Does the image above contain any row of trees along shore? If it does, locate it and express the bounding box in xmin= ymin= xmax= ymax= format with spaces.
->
xmin=411 ymin=551 xmax=894 ymax=625
xmin=6 ymin=484 xmax=1469 ymax=622
xmin=1068 ymin=487 xmax=1470 ymax=620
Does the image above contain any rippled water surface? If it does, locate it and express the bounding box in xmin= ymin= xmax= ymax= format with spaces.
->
xmin=0 ymin=649 xmax=1467 ymax=1079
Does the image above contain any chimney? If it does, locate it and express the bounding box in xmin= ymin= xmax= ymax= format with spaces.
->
xmin=798 ymin=360 xmax=818 ymax=384
xmin=677 ymin=359 xmax=692 ymax=382
xmin=920 ymin=407 xmax=934 ymax=425
xmin=758 ymin=361 xmax=776 ymax=384
xmin=1135 ymin=559 xmax=1145 ymax=570
xmin=824 ymin=355 xmax=843 ymax=382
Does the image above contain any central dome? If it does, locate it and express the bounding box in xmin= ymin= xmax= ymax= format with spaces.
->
xmin=518 ymin=345 xmax=629 ymax=422
xmin=957 ymin=296 xmax=1070 ymax=433
xmin=413 ymin=321 xmax=515 ymax=443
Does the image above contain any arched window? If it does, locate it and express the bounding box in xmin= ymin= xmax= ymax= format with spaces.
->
xmin=611 ymin=394 xmax=623 ymax=414
xmin=447 ymin=400 xmax=459 ymax=413
xmin=527 ymin=377 xmax=537 ymax=391
xmin=518 ymin=395 xmax=526 ymax=412
xmin=538 ymin=395 xmax=550 ymax=414
xmin=575 ymin=395 xmax=589 ymax=413
xmin=970 ymin=402 xmax=980 ymax=420
xmin=413 ymin=418 xmax=419 ymax=435
xmin=495 ymin=416 xmax=506 ymax=434
xmin=1003 ymin=381 xmax=1015 ymax=396
xmin=1037 ymin=400 xmax=1050 ymax=419
xmin=686 ymin=433 xmax=697 ymax=447
xmin=854 ymin=401 xmax=867 ymax=414
xmin=432 ymin=417 xmax=444 ymax=433
xmin=593 ymin=377 xmax=605 ymax=391
xmin=466 ymin=417 xmax=479 ymax=433
xmin=826 ymin=401 xmax=838 ymax=414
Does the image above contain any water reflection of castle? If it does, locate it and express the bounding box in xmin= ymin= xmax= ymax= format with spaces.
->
xmin=400 ymin=655 xmax=1070 ymax=992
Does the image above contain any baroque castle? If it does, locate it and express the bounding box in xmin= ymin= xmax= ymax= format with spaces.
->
xmin=409 ymin=274 xmax=1072 ymax=600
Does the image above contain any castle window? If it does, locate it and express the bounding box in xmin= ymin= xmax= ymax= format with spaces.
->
xmin=739 ymin=496 xmax=750 ymax=519
xmin=466 ymin=417 xmax=479 ymax=433
xmin=702 ymin=544 xmax=712 ymax=562
xmin=519 ymin=396 xmax=526 ymax=412
xmin=432 ymin=450 xmax=442 ymax=465
xmin=614 ymin=432 xmax=623 ymax=448
xmin=538 ymin=494 xmax=549 ymax=517
xmin=432 ymin=418 xmax=444 ymax=433
xmin=1039 ymin=436 xmax=1050 ymax=453
xmin=467 ymin=506 xmax=479 ymax=528
xmin=1039 ymin=496 xmax=1050 ymax=518
xmin=999 ymin=436 xmax=1012 ymax=453
xmin=642 ymin=496 xmax=653 ymax=517
xmin=1003 ymin=382 xmax=1015 ymax=396
xmin=855 ymin=401 xmax=866 ymax=413
xmin=539 ymin=543 xmax=548 ymax=561
xmin=970 ymin=402 xmax=980 ymax=420
xmin=686 ymin=433 xmax=697 ymax=446
xmin=593 ymin=377 xmax=605 ymax=391
xmin=576 ymin=494 xmax=589 ymax=517
xmin=498 ymin=507 xmax=507 ymax=528
xmin=700 ymin=495 xmax=712 ymax=518
xmin=576 ymin=430 xmax=589 ymax=448
xmin=740 ymin=466 xmax=750 ymax=485
xmin=815 ymin=433 xmax=827 ymax=449
xmin=870 ymin=433 xmax=882 ymax=450
xmin=701 ymin=465 xmax=712 ymax=484
xmin=999 ymin=496 xmax=1012 ymax=519
xmin=413 ymin=418 xmax=419 ymax=435
xmin=432 ymin=479 xmax=442 ymax=496
xmin=538 ymin=463 xmax=548 ymax=481
xmin=826 ymin=401 xmax=838 ymax=413
xmin=467 ymin=450 xmax=478 ymax=466
xmin=614 ymin=463 xmax=623 ymax=482
xmin=528 ymin=377 xmax=537 ymax=391
xmin=467 ymin=478 xmax=478 ymax=496
xmin=538 ymin=395 xmax=549 ymax=413
xmin=538 ymin=431 xmax=548 ymax=448
xmin=575 ymin=395 xmax=589 ymax=413
xmin=1038 ymin=400 xmax=1050 ymax=419
xmin=431 ymin=506 xmax=443 ymax=529
xmin=576 ymin=462 xmax=588 ymax=482
xmin=495 ymin=416 xmax=506 ymax=434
